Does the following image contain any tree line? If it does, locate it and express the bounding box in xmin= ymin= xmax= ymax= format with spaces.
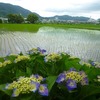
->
xmin=0 ymin=13 xmax=39 ymax=24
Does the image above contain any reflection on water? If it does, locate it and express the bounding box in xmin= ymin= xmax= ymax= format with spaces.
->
xmin=0 ymin=27 xmax=100 ymax=62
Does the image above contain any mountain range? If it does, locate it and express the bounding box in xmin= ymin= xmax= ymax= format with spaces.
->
xmin=0 ymin=2 xmax=90 ymax=21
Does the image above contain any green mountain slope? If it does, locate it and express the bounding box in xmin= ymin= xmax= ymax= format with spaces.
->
xmin=0 ymin=2 xmax=32 ymax=17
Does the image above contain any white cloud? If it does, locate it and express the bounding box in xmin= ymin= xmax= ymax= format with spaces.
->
xmin=0 ymin=0 xmax=100 ymax=19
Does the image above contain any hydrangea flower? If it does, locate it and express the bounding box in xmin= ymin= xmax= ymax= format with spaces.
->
xmin=27 ymin=47 xmax=46 ymax=55
xmin=0 ymin=60 xmax=12 ymax=67
xmin=44 ymin=53 xmax=62 ymax=62
xmin=83 ymin=62 xmax=91 ymax=67
xmin=0 ymin=62 xmax=3 ymax=67
xmin=69 ymin=56 xmax=78 ymax=59
xmin=2 ymin=60 xmax=12 ymax=67
xmin=38 ymin=84 xmax=48 ymax=96
xmin=66 ymin=79 xmax=77 ymax=91
xmin=93 ymin=62 xmax=100 ymax=68
xmin=90 ymin=61 xmax=96 ymax=66
xmin=5 ymin=74 xmax=48 ymax=97
xmin=14 ymin=55 xmax=30 ymax=63
xmin=56 ymin=72 xmax=66 ymax=83
xmin=10 ymin=54 xmax=18 ymax=57
xmin=37 ymin=47 xmax=46 ymax=54
xmin=56 ymin=68 xmax=88 ymax=91
xmin=97 ymin=75 xmax=100 ymax=82
xmin=89 ymin=60 xmax=100 ymax=68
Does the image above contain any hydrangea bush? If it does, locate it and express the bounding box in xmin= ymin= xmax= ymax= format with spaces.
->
xmin=5 ymin=74 xmax=48 ymax=97
xmin=0 ymin=47 xmax=100 ymax=100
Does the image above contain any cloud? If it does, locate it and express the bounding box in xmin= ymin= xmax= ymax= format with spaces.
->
xmin=0 ymin=0 xmax=100 ymax=19
xmin=42 ymin=0 xmax=100 ymax=19
xmin=84 ymin=3 xmax=100 ymax=12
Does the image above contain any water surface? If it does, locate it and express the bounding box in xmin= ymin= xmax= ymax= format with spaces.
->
xmin=0 ymin=27 xmax=100 ymax=62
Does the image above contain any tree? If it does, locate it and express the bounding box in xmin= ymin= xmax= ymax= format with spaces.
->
xmin=15 ymin=14 xmax=24 ymax=23
xmin=8 ymin=14 xmax=16 ymax=23
xmin=27 ymin=13 xmax=39 ymax=23
xmin=7 ymin=14 xmax=24 ymax=23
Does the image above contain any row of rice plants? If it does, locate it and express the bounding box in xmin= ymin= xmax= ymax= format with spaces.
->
xmin=0 ymin=28 xmax=100 ymax=62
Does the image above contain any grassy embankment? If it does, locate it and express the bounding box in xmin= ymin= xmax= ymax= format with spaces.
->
xmin=0 ymin=23 xmax=100 ymax=32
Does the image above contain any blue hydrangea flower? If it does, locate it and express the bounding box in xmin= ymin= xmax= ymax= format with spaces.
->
xmin=31 ymin=81 xmax=40 ymax=92
xmin=90 ymin=61 xmax=96 ymax=66
xmin=66 ymin=79 xmax=77 ymax=91
xmin=34 ymin=74 xmax=46 ymax=82
xmin=5 ymin=83 xmax=10 ymax=89
xmin=41 ymin=49 xmax=46 ymax=54
xmin=38 ymin=84 xmax=48 ymax=96
xmin=56 ymin=68 xmax=88 ymax=92
xmin=28 ymin=50 xmax=33 ymax=55
xmin=56 ymin=73 xmax=66 ymax=83
xmin=37 ymin=47 xmax=46 ymax=54
xmin=81 ymin=77 xmax=88 ymax=85
xmin=69 ymin=68 xmax=76 ymax=71
xmin=12 ymin=88 xmax=20 ymax=97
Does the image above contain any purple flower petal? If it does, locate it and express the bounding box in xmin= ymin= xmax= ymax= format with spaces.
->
xmin=31 ymin=81 xmax=40 ymax=92
xmin=41 ymin=49 xmax=46 ymax=54
xmin=38 ymin=84 xmax=48 ymax=96
xmin=56 ymin=73 xmax=66 ymax=83
xmin=34 ymin=74 xmax=45 ymax=82
xmin=37 ymin=47 xmax=46 ymax=54
xmin=81 ymin=77 xmax=88 ymax=85
xmin=69 ymin=68 xmax=76 ymax=71
xmin=90 ymin=61 xmax=96 ymax=66
xmin=66 ymin=79 xmax=77 ymax=91
xmin=79 ymin=71 xmax=87 ymax=78
xmin=12 ymin=88 xmax=19 ymax=97
xmin=5 ymin=83 xmax=10 ymax=89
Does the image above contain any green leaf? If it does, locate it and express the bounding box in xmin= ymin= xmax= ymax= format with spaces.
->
xmin=76 ymin=85 xmax=100 ymax=100
xmin=26 ymin=67 xmax=32 ymax=76
xmin=0 ymin=84 xmax=12 ymax=96
xmin=16 ymin=70 xmax=26 ymax=78
xmin=46 ymin=76 xmax=57 ymax=92
xmin=0 ymin=57 xmax=4 ymax=62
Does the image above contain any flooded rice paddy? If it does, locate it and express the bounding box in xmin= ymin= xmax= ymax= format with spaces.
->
xmin=0 ymin=27 xmax=100 ymax=62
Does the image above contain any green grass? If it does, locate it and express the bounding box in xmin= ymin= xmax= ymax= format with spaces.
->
xmin=0 ymin=23 xmax=100 ymax=32
xmin=0 ymin=24 xmax=42 ymax=32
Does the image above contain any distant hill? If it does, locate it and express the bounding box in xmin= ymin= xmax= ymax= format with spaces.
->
xmin=0 ymin=2 xmax=38 ymax=18
xmin=44 ymin=15 xmax=90 ymax=22
xmin=0 ymin=2 xmax=90 ymax=21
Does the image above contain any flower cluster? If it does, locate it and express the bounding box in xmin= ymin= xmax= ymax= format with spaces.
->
xmin=97 ymin=75 xmax=100 ymax=82
xmin=56 ymin=68 xmax=88 ymax=91
xmin=27 ymin=47 xmax=46 ymax=55
xmin=79 ymin=61 xmax=91 ymax=68
xmin=5 ymin=74 xmax=48 ymax=97
xmin=9 ymin=54 xmax=18 ymax=57
xmin=0 ymin=60 xmax=12 ymax=68
xmin=69 ymin=56 xmax=78 ymax=59
xmin=14 ymin=55 xmax=30 ymax=63
xmin=90 ymin=61 xmax=100 ymax=68
xmin=44 ymin=53 xmax=62 ymax=62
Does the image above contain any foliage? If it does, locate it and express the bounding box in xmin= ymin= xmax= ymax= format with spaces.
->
xmin=27 ymin=13 xmax=39 ymax=23
xmin=0 ymin=19 xmax=2 ymax=23
xmin=0 ymin=3 xmax=32 ymax=18
xmin=0 ymin=47 xmax=100 ymax=100
xmin=7 ymin=14 xmax=24 ymax=23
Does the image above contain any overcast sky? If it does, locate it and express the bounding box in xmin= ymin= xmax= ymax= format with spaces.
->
xmin=0 ymin=0 xmax=100 ymax=19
